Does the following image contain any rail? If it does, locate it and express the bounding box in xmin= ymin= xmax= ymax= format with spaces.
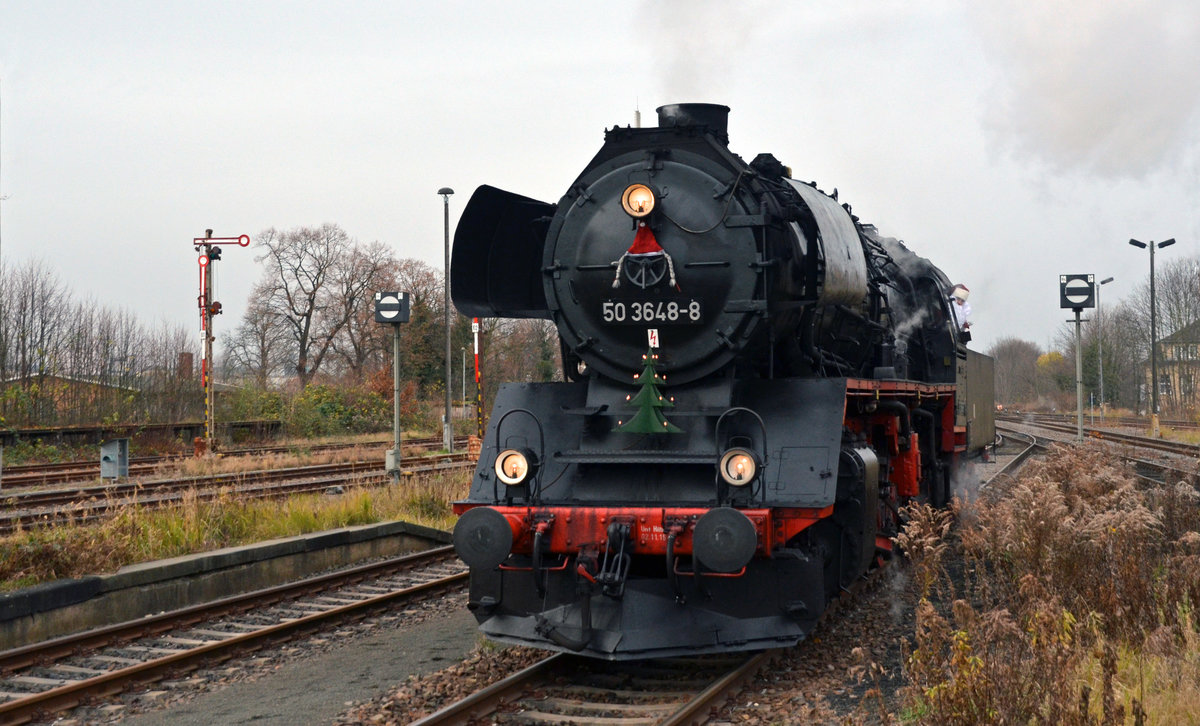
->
xmin=0 ymin=419 xmax=282 ymax=448
xmin=0 ymin=435 xmax=462 ymax=489
xmin=0 ymin=453 xmax=476 ymax=535
xmin=409 ymin=651 xmax=770 ymax=726
xmin=0 ymin=546 xmax=467 ymax=724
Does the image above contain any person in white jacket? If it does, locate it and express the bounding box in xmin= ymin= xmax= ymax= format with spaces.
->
xmin=949 ymin=284 xmax=971 ymax=340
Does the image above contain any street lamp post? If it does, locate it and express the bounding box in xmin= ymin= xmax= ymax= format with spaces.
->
xmin=1 ymin=76 xmax=7 ymax=266
xmin=1097 ymin=276 xmax=1113 ymax=418
xmin=439 ymin=187 xmax=455 ymax=452
xmin=461 ymin=346 xmax=466 ymax=417
xmin=1129 ymin=238 xmax=1175 ymax=436
xmin=1 ymin=78 xmax=9 ymax=367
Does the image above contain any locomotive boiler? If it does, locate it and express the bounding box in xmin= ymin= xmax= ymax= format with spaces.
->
xmin=450 ymin=103 xmax=993 ymax=659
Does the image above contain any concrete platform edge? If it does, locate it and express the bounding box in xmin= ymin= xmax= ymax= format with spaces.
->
xmin=0 ymin=520 xmax=451 ymax=651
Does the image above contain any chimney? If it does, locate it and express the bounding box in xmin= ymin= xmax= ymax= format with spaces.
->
xmin=177 ymin=352 xmax=193 ymax=378
xmin=655 ymin=103 xmax=730 ymax=143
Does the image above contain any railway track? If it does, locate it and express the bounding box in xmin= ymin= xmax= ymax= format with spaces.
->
xmin=0 ymin=545 xmax=468 ymax=725
xmin=996 ymin=417 xmax=1200 ymax=460
xmin=1036 ymin=419 xmax=1198 ymax=457
xmin=996 ymin=420 xmax=1198 ymax=488
xmin=410 ymin=569 xmax=894 ymax=725
xmin=0 ymin=453 xmax=475 ymax=535
xmin=998 ymin=411 xmax=1200 ymax=432
xmin=410 ymin=651 xmax=771 ymax=725
xmin=410 ymin=537 xmax=895 ymax=725
xmin=0 ymin=435 xmax=462 ymax=489
xmin=989 ymin=429 xmax=1046 ymax=483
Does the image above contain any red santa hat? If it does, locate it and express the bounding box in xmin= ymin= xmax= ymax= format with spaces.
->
xmin=626 ymin=223 xmax=664 ymax=256
xmin=612 ymin=222 xmax=678 ymax=289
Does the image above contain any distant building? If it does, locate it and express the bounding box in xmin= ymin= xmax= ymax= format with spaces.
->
xmin=0 ymin=374 xmax=140 ymax=425
xmin=1153 ymin=320 xmax=1200 ymax=415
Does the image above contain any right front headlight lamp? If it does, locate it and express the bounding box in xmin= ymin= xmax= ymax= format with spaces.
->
xmin=495 ymin=448 xmax=538 ymax=486
xmin=718 ymin=448 xmax=760 ymax=486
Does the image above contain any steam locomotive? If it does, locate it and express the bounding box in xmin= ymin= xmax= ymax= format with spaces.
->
xmin=450 ymin=104 xmax=994 ymax=659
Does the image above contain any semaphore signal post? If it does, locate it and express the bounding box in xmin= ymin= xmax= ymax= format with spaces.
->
xmin=193 ymin=229 xmax=250 ymax=455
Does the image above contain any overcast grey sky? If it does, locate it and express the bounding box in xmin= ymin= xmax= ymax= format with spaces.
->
xmin=1 ymin=0 xmax=1198 ymax=353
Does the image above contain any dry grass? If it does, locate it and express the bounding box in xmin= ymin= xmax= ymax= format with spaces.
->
xmin=0 ymin=470 xmax=470 ymax=592
xmin=899 ymin=444 xmax=1200 ymax=725
xmin=1159 ymin=427 xmax=1200 ymax=446
xmin=162 ymin=441 xmax=387 ymax=478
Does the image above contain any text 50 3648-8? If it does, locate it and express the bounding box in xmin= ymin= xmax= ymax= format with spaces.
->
xmin=601 ymin=300 xmax=702 ymax=325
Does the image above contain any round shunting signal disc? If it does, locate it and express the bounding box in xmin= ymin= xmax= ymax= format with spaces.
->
xmin=376 ymin=294 xmax=401 ymax=319
xmin=198 ymin=254 xmax=209 ymax=267
xmin=1063 ymin=278 xmax=1091 ymax=305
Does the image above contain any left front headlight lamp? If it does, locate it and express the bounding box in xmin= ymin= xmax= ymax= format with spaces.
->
xmin=718 ymin=448 xmax=760 ymax=486
xmin=495 ymin=448 xmax=538 ymax=485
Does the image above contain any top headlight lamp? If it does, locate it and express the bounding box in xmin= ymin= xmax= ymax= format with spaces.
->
xmin=621 ymin=183 xmax=656 ymax=218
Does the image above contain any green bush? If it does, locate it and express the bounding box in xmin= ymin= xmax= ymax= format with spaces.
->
xmin=285 ymin=384 xmax=390 ymax=437
xmin=220 ymin=386 xmax=285 ymax=421
xmin=1 ymin=439 xmax=82 ymax=465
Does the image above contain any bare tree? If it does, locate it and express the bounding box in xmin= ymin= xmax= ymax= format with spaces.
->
xmin=0 ymin=259 xmax=8 ymax=389
xmin=0 ymin=256 xmax=207 ymax=427
xmin=390 ymin=258 xmax=449 ymax=392
xmin=1102 ymin=300 xmax=1148 ymax=411
xmin=1117 ymin=254 xmax=1200 ymax=355
xmin=142 ymin=321 xmax=202 ymax=422
xmin=1095 ymin=254 xmax=1200 ymax=413
xmin=329 ymin=240 xmax=398 ymax=382
xmin=484 ymin=318 xmax=560 ymax=385
xmin=1152 ymin=256 xmax=1200 ymax=339
xmin=987 ymin=337 xmax=1042 ymax=406
xmin=254 ymin=224 xmax=351 ymax=386
xmin=0 ymin=260 xmax=68 ymax=423
xmin=224 ymin=280 xmax=292 ymax=388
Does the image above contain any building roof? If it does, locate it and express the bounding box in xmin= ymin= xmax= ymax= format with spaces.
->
xmin=1162 ymin=319 xmax=1200 ymax=344
xmin=1 ymin=373 xmax=139 ymax=393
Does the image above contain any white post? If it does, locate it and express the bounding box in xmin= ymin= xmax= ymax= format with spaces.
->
xmin=1075 ymin=309 xmax=1084 ymax=442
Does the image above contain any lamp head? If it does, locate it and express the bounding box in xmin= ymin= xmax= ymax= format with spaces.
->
xmin=1129 ymin=238 xmax=1147 ymax=249
xmin=1158 ymin=238 xmax=1176 ymax=249
xmin=438 ymin=187 xmax=454 ymax=196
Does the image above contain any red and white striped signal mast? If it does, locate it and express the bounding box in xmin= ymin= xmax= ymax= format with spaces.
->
xmin=193 ymin=229 xmax=250 ymax=454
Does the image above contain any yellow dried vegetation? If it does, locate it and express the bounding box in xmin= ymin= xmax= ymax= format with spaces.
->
xmin=160 ymin=439 xmax=390 ymax=478
xmin=0 ymin=468 xmax=470 ymax=593
xmin=900 ymin=444 xmax=1200 ymax=725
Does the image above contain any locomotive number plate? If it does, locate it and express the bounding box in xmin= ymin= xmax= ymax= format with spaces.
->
xmin=600 ymin=299 xmax=702 ymax=324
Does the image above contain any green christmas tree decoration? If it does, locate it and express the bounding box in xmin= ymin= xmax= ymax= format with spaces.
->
xmin=617 ymin=349 xmax=684 ymax=434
